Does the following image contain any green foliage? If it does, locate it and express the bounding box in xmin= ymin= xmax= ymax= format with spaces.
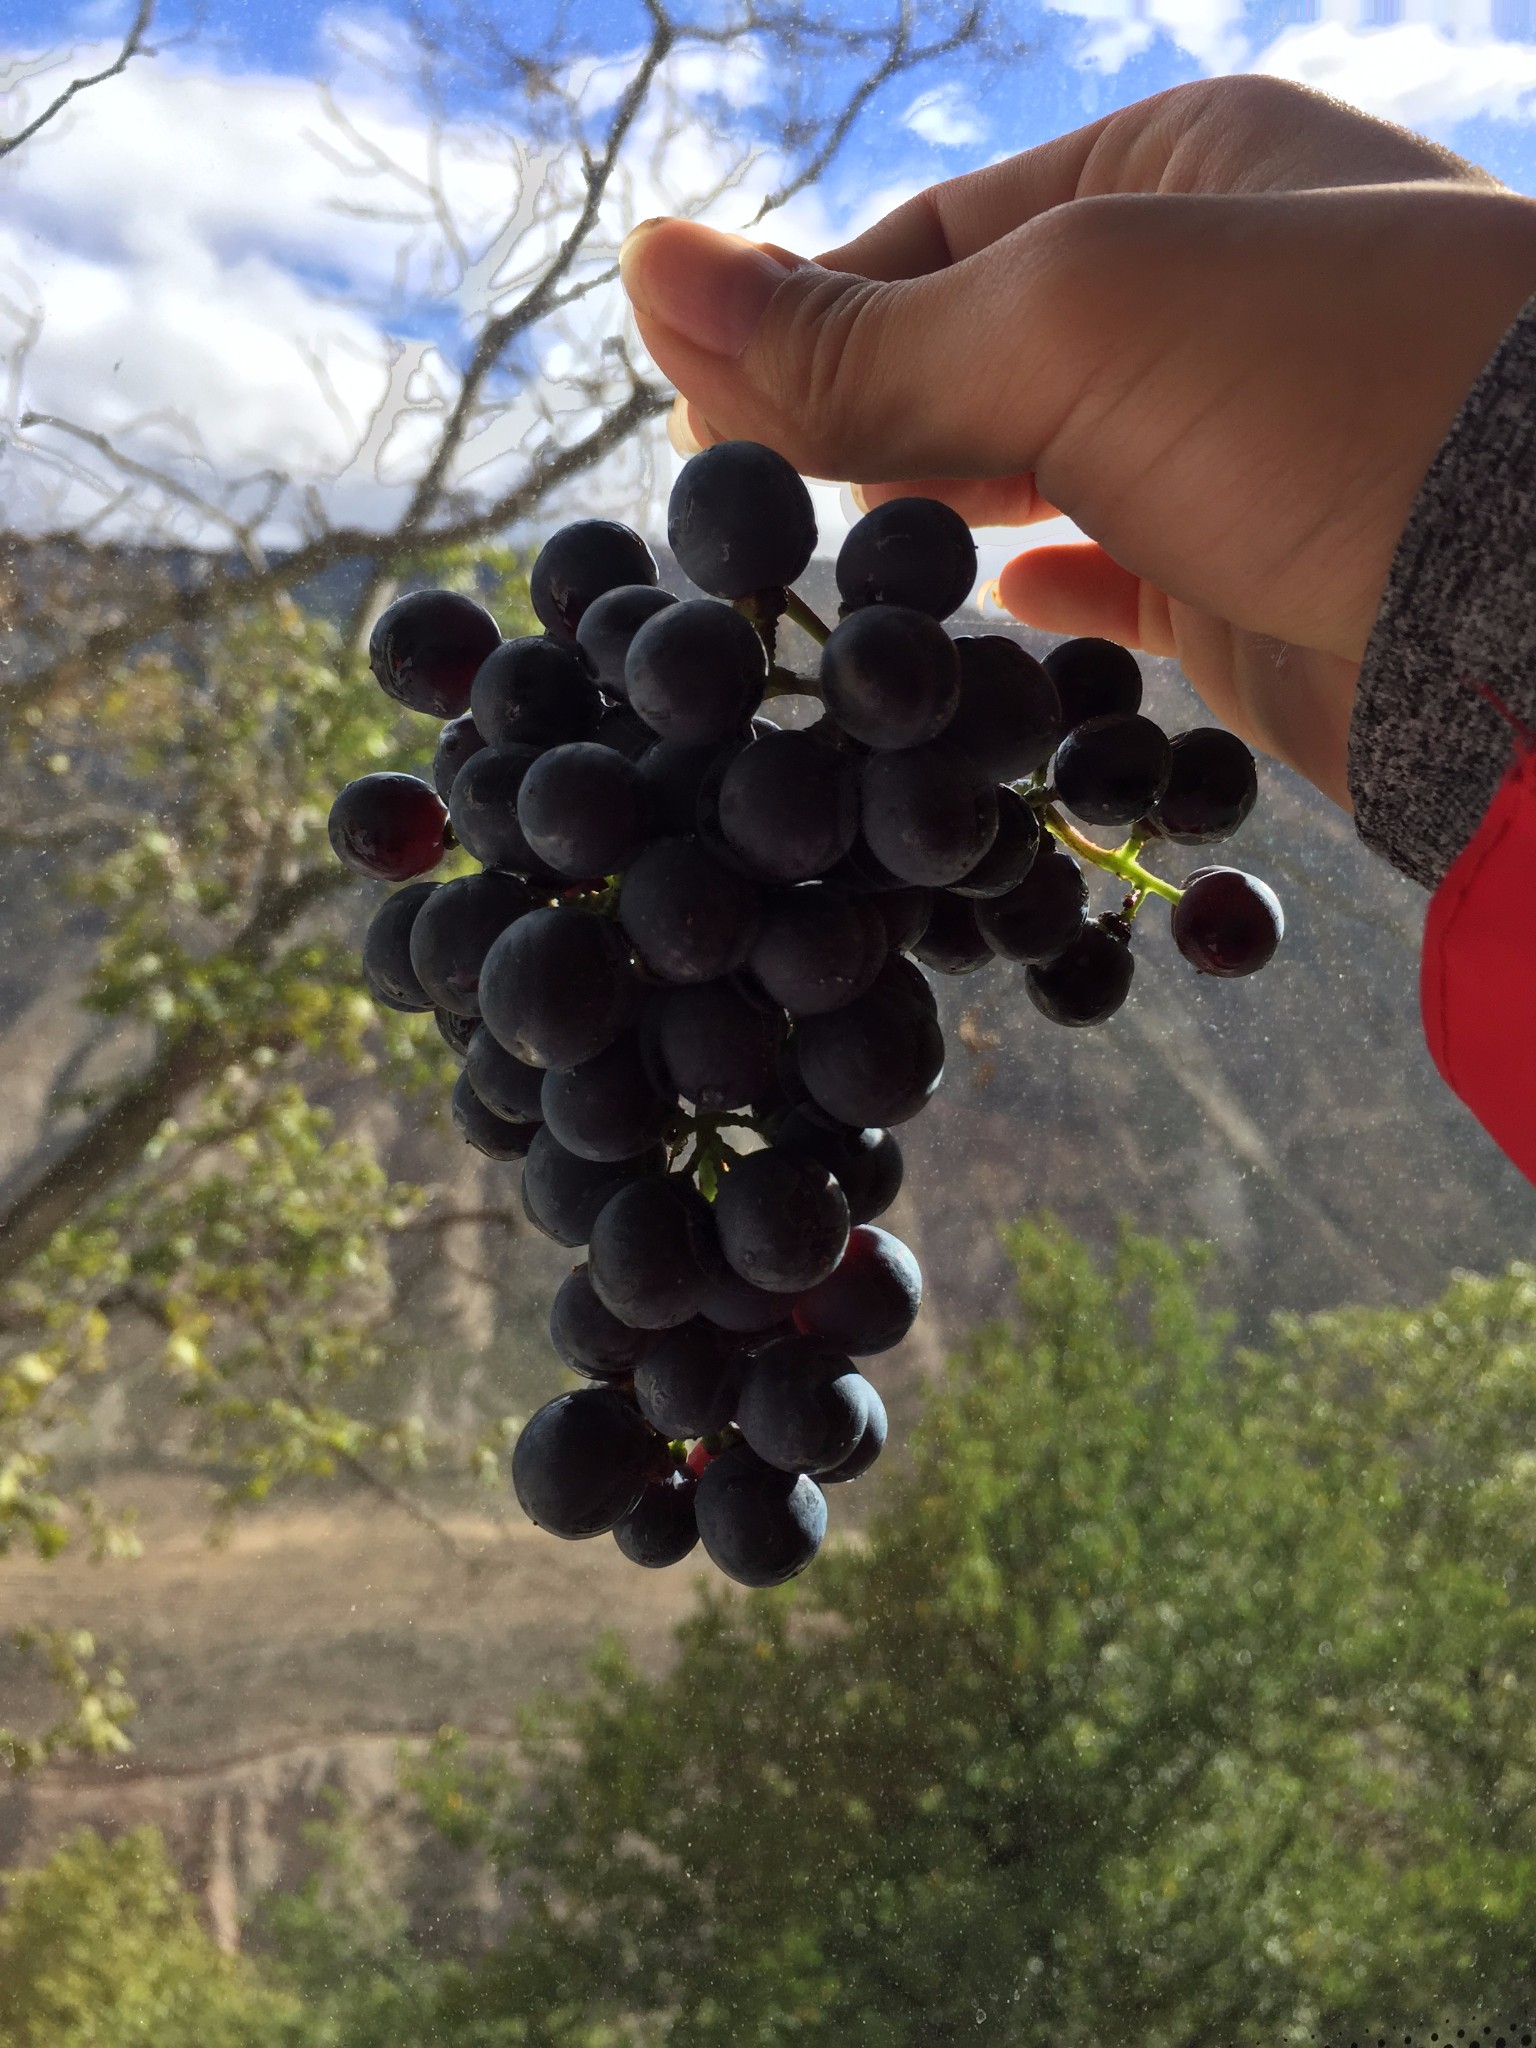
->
xmin=0 ymin=1827 xmax=300 ymax=2046
xmin=0 ymin=1628 xmax=134 ymax=1773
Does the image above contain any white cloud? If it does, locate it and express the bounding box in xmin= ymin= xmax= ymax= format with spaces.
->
xmin=1252 ymin=19 xmax=1536 ymax=131
xmin=1044 ymin=0 xmax=1249 ymax=78
xmin=903 ymin=84 xmax=989 ymax=149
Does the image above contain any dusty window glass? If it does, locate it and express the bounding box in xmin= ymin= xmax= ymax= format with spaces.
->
xmin=2 ymin=1 xmax=1535 ymax=2041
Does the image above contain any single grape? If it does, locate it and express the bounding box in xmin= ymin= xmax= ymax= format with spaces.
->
xmin=614 ymin=1471 xmax=700 ymax=1568
xmin=1053 ymin=713 xmax=1173 ymax=828
xmin=714 ymin=1143 xmax=850 ymax=1295
xmin=859 ymin=742 xmax=999 ymax=888
xmin=735 ymin=1334 xmax=870 ymax=1474
xmin=866 ymin=951 xmax=939 ymax=1018
xmin=362 ymin=881 xmax=436 ymax=1011
xmin=619 ymin=837 xmax=762 ymax=984
xmin=625 ymin=598 xmax=768 ymax=746
xmin=588 ymin=1175 xmax=715 ymax=1329
xmin=818 ymin=605 xmax=961 ymax=750
xmin=647 ymin=979 xmax=786 ymax=1112
xmin=835 ymin=495 xmax=977 ymax=619
xmin=1042 ymin=636 xmax=1142 ymax=732
xmin=521 ymin=1127 xmax=665 ymax=1248
xmin=409 ymin=870 xmax=538 ymax=1016
xmin=636 ymin=736 xmax=744 ymax=838
xmin=465 ymin=1026 xmax=546 ymax=1123
xmin=1025 ymin=915 xmax=1135 ymax=1026
xmin=974 ymin=845 xmax=1087 ymax=964
xmin=480 ymin=906 xmax=639 ymax=1069
xmin=912 ymin=892 xmax=992 ymax=976
xmin=718 ymin=731 xmax=860 ymax=882
xmin=772 ymin=1110 xmax=903 ymax=1228
xmin=633 ymin=1321 xmax=744 ymax=1437
xmin=1170 ymin=868 xmax=1283 ymax=975
xmin=871 ymin=885 xmax=934 ymax=953
xmin=693 ymin=1443 xmax=827 ymax=1587
xmin=540 ymin=1034 xmax=677 ymax=1163
xmin=1145 ymin=728 xmax=1258 ymax=844
xmin=949 ymin=784 xmax=1040 ymax=899
xmin=668 ymin=442 xmax=817 ymax=597
xmin=795 ymin=990 xmax=945 ymax=1128
xmin=575 ymin=583 xmax=678 ymax=695
xmin=944 ymin=636 xmax=1061 ymax=779
xmin=329 ymin=774 xmax=447 ymax=882
xmin=516 ymin=742 xmax=654 ymax=879
xmin=792 ymin=1224 xmax=921 ymax=1355
xmin=470 ymin=637 xmax=601 ymax=750
xmin=447 ymin=744 xmax=556 ymax=879
xmin=436 ymin=1008 xmax=477 ymax=1060
xmin=369 ymin=588 xmax=500 ymax=718
xmin=747 ymin=885 xmax=888 ymax=1016
xmin=432 ymin=713 xmax=486 ymax=803
xmin=592 ymin=702 xmax=656 ymax=761
xmin=695 ymin=1261 xmax=794 ymax=1334
xmin=820 ymin=1385 xmax=888 ymax=1484
xmin=452 ymin=1066 xmax=540 ymax=1161
xmin=511 ymin=1386 xmax=659 ymax=1539
xmin=550 ymin=1265 xmax=656 ymax=1380
xmin=530 ymin=520 xmax=658 ymax=644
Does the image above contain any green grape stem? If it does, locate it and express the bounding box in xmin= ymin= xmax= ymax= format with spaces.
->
xmin=1037 ymin=804 xmax=1183 ymax=905
xmin=783 ymin=588 xmax=832 ymax=647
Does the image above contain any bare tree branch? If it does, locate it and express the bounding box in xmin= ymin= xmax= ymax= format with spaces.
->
xmin=0 ymin=1 xmax=157 ymax=162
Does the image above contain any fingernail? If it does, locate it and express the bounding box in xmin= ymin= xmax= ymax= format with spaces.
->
xmin=849 ymin=481 xmax=871 ymax=516
xmin=667 ymin=395 xmax=704 ymax=457
xmin=621 ymin=219 xmax=799 ymax=359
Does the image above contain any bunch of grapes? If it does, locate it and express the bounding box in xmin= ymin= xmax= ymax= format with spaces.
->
xmin=328 ymin=440 xmax=1283 ymax=1589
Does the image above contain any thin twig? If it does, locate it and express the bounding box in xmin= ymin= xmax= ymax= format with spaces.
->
xmin=0 ymin=1 xmax=156 ymax=161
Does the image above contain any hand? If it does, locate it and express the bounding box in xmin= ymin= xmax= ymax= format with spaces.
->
xmin=618 ymin=76 xmax=1536 ymax=809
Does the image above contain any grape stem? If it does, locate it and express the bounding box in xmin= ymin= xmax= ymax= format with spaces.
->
xmin=1036 ymin=803 xmax=1183 ymax=905
xmin=783 ymin=589 xmax=832 ymax=647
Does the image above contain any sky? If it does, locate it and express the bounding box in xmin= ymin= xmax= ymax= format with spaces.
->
xmin=3 ymin=0 xmax=1535 ymax=575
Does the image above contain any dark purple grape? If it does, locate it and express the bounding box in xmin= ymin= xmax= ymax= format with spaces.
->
xmin=795 ymin=991 xmax=945 ymax=1128
xmin=636 ymin=737 xmax=742 ymax=838
xmin=511 ymin=1386 xmax=659 ymax=1539
xmin=614 ymin=1471 xmax=700 ymax=1567
xmin=550 ymin=1265 xmax=655 ymax=1380
xmin=516 ymin=742 xmax=653 ymax=879
xmin=470 ymin=637 xmax=600 ymax=750
xmin=668 ymin=442 xmax=817 ymax=599
xmin=1170 ymin=868 xmax=1283 ymax=976
xmin=834 ymin=496 xmax=976 ymax=620
xmin=409 ymin=870 xmax=538 ymax=1016
xmin=695 ymin=1261 xmax=793 ymax=1335
xmin=452 ymin=1066 xmax=540 ymax=1160
xmin=369 ymin=588 xmax=500 ymax=718
xmin=944 ymin=636 xmax=1061 ymax=779
xmin=718 ymin=731 xmax=859 ymax=882
xmin=362 ymin=882 xmax=436 ymax=1011
xmin=747 ymin=886 xmax=887 ymax=1016
xmin=465 ymin=1026 xmax=546 ymax=1122
xmin=912 ymin=892 xmax=992 ymax=976
xmin=625 ymin=599 xmax=767 ymax=746
xmin=1053 ymin=713 xmax=1172 ymax=828
xmin=1042 ymin=636 xmax=1142 ymax=732
xmin=949 ymin=785 xmax=1040 ymax=899
xmin=1146 ymin=728 xmax=1258 ymax=844
xmin=1025 ymin=916 xmax=1134 ymax=1025
xmin=436 ymin=1008 xmax=477 ymax=1059
xmin=792 ymin=1224 xmax=921 ymax=1355
xmin=588 ymin=1176 xmax=714 ymax=1330
xmin=575 ymin=583 xmax=678 ymax=694
xmin=820 ymin=1386 xmax=887 ymax=1484
xmin=974 ymin=845 xmax=1087 ymax=964
xmin=530 ymin=521 xmax=658 ymax=645
xmin=592 ymin=702 xmax=656 ymax=761
xmin=694 ymin=1443 xmax=827 ymax=1587
xmin=541 ymin=1034 xmax=677 ymax=1163
xmin=818 ymin=605 xmax=961 ymax=750
xmin=824 ymin=830 xmax=908 ymax=895
xmin=633 ymin=1321 xmax=743 ymax=1437
xmin=432 ymin=713 xmax=487 ymax=802
xmin=714 ymin=1145 xmax=850 ymax=1293
xmin=871 ymin=886 xmax=934 ymax=952
xmin=772 ymin=1111 xmax=903 ymax=1228
xmin=480 ymin=906 xmax=639 ymax=1069
xmin=859 ymin=743 xmax=999 ymax=889
xmin=521 ymin=1128 xmax=665 ymax=1248
xmin=735 ymin=1335 xmax=869 ymax=1474
xmin=447 ymin=744 xmax=556 ymax=879
xmin=647 ymin=980 xmax=785 ymax=1112
xmin=619 ymin=838 xmax=762 ymax=984
xmin=867 ymin=951 xmax=939 ymax=1018
xmin=329 ymin=774 xmax=447 ymax=882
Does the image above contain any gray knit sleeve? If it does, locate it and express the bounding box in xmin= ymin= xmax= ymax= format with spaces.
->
xmin=1346 ymin=288 xmax=1536 ymax=892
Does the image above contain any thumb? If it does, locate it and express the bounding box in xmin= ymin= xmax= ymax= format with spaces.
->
xmin=618 ymin=214 xmax=1083 ymax=489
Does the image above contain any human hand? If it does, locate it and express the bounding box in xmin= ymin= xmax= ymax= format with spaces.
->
xmin=618 ymin=76 xmax=1536 ymax=809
